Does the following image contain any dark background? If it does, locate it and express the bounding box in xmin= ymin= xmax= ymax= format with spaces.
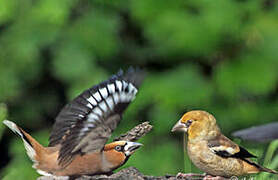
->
xmin=0 ymin=0 xmax=278 ymax=179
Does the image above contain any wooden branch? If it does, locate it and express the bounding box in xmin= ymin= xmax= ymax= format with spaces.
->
xmin=38 ymin=167 xmax=178 ymax=180
xmin=113 ymin=121 xmax=153 ymax=142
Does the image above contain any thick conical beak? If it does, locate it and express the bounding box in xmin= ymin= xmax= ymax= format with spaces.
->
xmin=124 ymin=142 xmax=143 ymax=156
xmin=171 ymin=120 xmax=187 ymax=132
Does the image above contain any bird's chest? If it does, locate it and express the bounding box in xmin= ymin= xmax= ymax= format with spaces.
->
xmin=187 ymin=141 xmax=216 ymax=165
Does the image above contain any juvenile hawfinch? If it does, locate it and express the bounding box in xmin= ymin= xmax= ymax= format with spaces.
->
xmin=3 ymin=68 xmax=144 ymax=177
xmin=172 ymin=110 xmax=278 ymax=179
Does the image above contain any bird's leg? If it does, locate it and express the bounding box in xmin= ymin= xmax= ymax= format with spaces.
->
xmin=203 ymin=175 xmax=228 ymax=180
xmin=176 ymin=172 xmax=205 ymax=179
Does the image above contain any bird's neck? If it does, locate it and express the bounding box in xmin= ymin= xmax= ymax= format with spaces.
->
xmin=102 ymin=150 xmax=126 ymax=171
xmin=188 ymin=128 xmax=220 ymax=143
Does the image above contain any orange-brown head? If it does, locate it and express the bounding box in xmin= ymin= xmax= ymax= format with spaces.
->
xmin=103 ymin=141 xmax=142 ymax=170
xmin=172 ymin=110 xmax=220 ymax=141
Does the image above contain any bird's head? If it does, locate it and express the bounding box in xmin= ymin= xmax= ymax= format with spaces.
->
xmin=171 ymin=110 xmax=220 ymax=140
xmin=103 ymin=141 xmax=142 ymax=169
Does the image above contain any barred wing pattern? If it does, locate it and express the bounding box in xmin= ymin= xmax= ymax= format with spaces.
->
xmin=49 ymin=68 xmax=144 ymax=166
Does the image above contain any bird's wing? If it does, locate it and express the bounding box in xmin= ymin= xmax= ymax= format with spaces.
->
xmin=232 ymin=122 xmax=278 ymax=142
xmin=208 ymin=134 xmax=257 ymax=159
xmin=48 ymin=68 xmax=144 ymax=166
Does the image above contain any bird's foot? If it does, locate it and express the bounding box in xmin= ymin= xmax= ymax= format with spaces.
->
xmin=203 ymin=175 xmax=227 ymax=180
xmin=176 ymin=172 xmax=205 ymax=179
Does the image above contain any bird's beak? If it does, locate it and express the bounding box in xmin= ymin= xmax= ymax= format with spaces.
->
xmin=171 ymin=120 xmax=187 ymax=132
xmin=124 ymin=142 xmax=143 ymax=156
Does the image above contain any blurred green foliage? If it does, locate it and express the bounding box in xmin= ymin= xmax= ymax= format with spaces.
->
xmin=258 ymin=140 xmax=278 ymax=179
xmin=0 ymin=104 xmax=8 ymax=141
xmin=0 ymin=0 xmax=278 ymax=179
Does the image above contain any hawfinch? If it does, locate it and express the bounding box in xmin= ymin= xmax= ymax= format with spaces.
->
xmin=172 ymin=110 xmax=278 ymax=179
xmin=3 ymin=68 xmax=144 ymax=177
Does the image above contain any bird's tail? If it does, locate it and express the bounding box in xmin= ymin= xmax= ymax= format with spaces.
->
xmin=259 ymin=166 xmax=278 ymax=175
xmin=245 ymin=159 xmax=278 ymax=175
xmin=3 ymin=120 xmax=44 ymax=165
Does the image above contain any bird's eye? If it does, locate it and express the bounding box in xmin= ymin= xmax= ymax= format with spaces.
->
xmin=115 ymin=145 xmax=122 ymax=152
xmin=185 ymin=119 xmax=193 ymax=127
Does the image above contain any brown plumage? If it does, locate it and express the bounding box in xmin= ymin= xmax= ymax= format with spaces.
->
xmin=3 ymin=68 xmax=144 ymax=176
xmin=172 ymin=110 xmax=278 ymax=178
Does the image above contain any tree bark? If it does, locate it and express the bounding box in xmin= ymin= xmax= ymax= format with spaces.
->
xmin=38 ymin=167 xmax=179 ymax=180
xmin=113 ymin=121 xmax=153 ymax=142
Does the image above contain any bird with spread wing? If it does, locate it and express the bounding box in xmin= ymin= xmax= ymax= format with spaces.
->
xmin=3 ymin=68 xmax=145 ymax=177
